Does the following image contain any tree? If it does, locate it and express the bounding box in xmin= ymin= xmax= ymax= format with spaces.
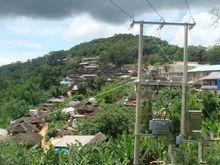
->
xmin=40 ymin=65 xmax=61 ymax=90
xmin=77 ymin=103 xmax=134 ymax=138
xmin=204 ymin=45 xmax=220 ymax=64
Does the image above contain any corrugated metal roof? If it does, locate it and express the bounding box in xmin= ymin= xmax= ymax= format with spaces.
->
xmin=188 ymin=65 xmax=220 ymax=72
xmin=201 ymin=72 xmax=220 ymax=80
xmin=51 ymin=132 xmax=107 ymax=147
xmin=52 ymin=135 xmax=95 ymax=147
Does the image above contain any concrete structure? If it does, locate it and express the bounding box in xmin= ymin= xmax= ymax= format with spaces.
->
xmin=200 ymin=72 xmax=220 ymax=94
xmin=163 ymin=61 xmax=199 ymax=80
xmin=51 ymin=132 xmax=106 ymax=152
xmin=60 ymin=77 xmax=75 ymax=86
xmin=0 ymin=129 xmax=8 ymax=141
xmin=188 ymin=65 xmax=220 ymax=81
xmin=47 ymin=96 xmax=65 ymax=104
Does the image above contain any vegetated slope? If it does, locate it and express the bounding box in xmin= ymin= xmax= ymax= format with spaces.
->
xmin=0 ymin=33 xmax=213 ymax=83
xmin=0 ymin=33 xmax=217 ymax=127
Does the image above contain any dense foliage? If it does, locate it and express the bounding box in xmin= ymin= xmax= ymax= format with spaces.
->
xmin=1 ymin=34 xmax=220 ymax=164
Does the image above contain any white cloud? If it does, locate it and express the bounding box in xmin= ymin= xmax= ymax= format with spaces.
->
xmin=63 ymin=11 xmax=220 ymax=47
xmin=0 ymin=40 xmax=43 ymax=49
xmin=156 ymin=11 xmax=220 ymax=47
xmin=63 ymin=14 xmax=139 ymax=41
xmin=1 ymin=10 xmax=220 ymax=66
xmin=0 ymin=51 xmax=45 ymax=66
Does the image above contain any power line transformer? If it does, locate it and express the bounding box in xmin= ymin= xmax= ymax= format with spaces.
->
xmin=149 ymin=119 xmax=172 ymax=135
xmin=187 ymin=110 xmax=202 ymax=136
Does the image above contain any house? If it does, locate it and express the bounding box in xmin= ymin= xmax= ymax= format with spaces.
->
xmin=41 ymin=103 xmax=53 ymax=109
xmin=25 ymin=111 xmax=46 ymax=124
xmin=118 ymin=64 xmax=137 ymax=77
xmin=47 ymin=96 xmax=65 ymax=104
xmin=8 ymin=114 xmax=45 ymax=146
xmin=68 ymin=99 xmax=98 ymax=119
xmin=200 ymin=72 xmax=220 ymax=94
xmin=60 ymin=77 xmax=75 ymax=86
xmin=68 ymin=100 xmax=81 ymax=107
xmin=162 ymin=61 xmax=199 ymax=80
xmin=40 ymin=103 xmax=53 ymax=113
xmin=51 ymin=132 xmax=106 ymax=152
xmin=11 ymin=132 xmax=42 ymax=146
xmin=62 ymin=107 xmax=75 ymax=114
xmin=80 ymin=74 xmax=97 ymax=79
xmin=79 ymin=57 xmax=100 ymax=66
xmin=188 ymin=65 xmax=220 ymax=81
xmin=70 ymin=101 xmax=98 ymax=117
xmin=8 ymin=119 xmax=40 ymax=135
xmin=124 ymin=92 xmax=154 ymax=107
xmin=0 ymin=129 xmax=8 ymax=141
xmin=144 ymin=65 xmax=164 ymax=76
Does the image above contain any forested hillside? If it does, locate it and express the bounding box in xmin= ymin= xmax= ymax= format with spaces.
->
xmin=1 ymin=33 xmax=220 ymax=164
xmin=0 ymin=33 xmax=220 ymax=127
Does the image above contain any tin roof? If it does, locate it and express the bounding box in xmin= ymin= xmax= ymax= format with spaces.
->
xmin=201 ymin=72 xmax=220 ymax=80
xmin=51 ymin=132 xmax=106 ymax=147
xmin=188 ymin=65 xmax=220 ymax=72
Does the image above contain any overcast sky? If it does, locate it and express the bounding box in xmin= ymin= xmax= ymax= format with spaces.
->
xmin=0 ymin=0 xmax=220 ymax=66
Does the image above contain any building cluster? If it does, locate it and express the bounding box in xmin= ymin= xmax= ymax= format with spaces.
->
xmin=1 ymin=93 xmax=104 ymax=150
xmin=123 ymin=62 xmax=220 ymax=107
xmin=5 ymin=96 xmax=65 ymax=146
xmin=161 ymin=62 xmax=220 ymax=94
xmin=60 ymin=57 xmax=100 ymax=96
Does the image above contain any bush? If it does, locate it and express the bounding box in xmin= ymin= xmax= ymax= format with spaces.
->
xmin=77 ymin=103 xmax=134 ymax=138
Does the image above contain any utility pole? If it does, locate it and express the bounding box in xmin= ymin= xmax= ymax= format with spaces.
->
xmin=133 ymin=21 xmax=144 ymax=165
xmin=180 ymin=25 xmax=189 ymax=136
xmin=132 ymin=20 xmax=195 ymax=165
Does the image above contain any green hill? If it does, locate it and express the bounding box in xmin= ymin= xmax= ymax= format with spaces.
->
xmin=0 ymin=33 xmax=219 ymax=127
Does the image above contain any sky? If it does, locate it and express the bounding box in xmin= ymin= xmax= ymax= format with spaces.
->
xmin=0 ymin=0 xmax=220 ymax=66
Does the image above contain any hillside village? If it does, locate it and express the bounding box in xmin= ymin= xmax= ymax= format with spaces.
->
xmin=1 ymin=51 xmax=220 ymax=164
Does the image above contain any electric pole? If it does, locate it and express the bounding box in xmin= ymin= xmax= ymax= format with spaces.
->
xmin=132 ymin=20 xmax=195 ymax=165
xmin=133 ymin=21 xmax=144 ymax=165
xmin=181 ymin=25 xmax=189 ymax=136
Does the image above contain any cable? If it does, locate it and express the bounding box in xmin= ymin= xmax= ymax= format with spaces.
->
xmin=28 ymin=80 xmax=135 ymax=120
xmin=110 ymin=0 xmax=133 ymax=20
xmin=144 ymin=0 xmax=165 ymax=22
xmin=152 ymin=36 xmax=173 ymax=64
xmin=149 ymin=26 xmax=173 ymax=64
xmin=184 ymin=0 xmax=196 ymax=23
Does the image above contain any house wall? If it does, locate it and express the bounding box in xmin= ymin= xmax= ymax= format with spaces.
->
xmin=217 ymin=79 xmax=220 ymax=90
xmin=188 ymin=70 xmax=220 ymax=81
xmin=202 ymin=79 xmax=216 ymax=86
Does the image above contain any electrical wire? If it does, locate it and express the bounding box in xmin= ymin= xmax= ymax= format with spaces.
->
xmin=184 ymin=0 xmax=196 ymax=23
xmin=110 ymin=0 xmax=133 ymax=20
xmin=143 ymin=0 xmax=173 ymax=63
xmin=29 ymin=80 xmax=135 ymax=120
xmin=151 ymin=36 xmax=173 ymax=64
xmin=149 ymin=26 xmax=173 ymax=64
xmin=144 ymin=0 xmax=165 ymax=22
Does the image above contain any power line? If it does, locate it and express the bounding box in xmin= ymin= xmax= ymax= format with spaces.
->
xmin=184 ymin=0 xmax=196 ymax=23
xmin=110 ymin=0 xmax=133 ymax=20
xmin=152 ymin=37 xmax=173 ymax=64
xmin=149 ymin=26 xmax=173 ymax=64
xmin=31 ymin=80 xmax=135 ymax=120
xmin=144 ymin=0 xmax=165 ymax=22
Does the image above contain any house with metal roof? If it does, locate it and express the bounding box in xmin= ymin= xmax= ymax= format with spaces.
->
xmin=51 ymin=132 xmax=106 ymax=153
xmin=200 ymin=72 xmax=220 ymax=94
xmin=188 ymin=65 xmax=220 ymax=81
